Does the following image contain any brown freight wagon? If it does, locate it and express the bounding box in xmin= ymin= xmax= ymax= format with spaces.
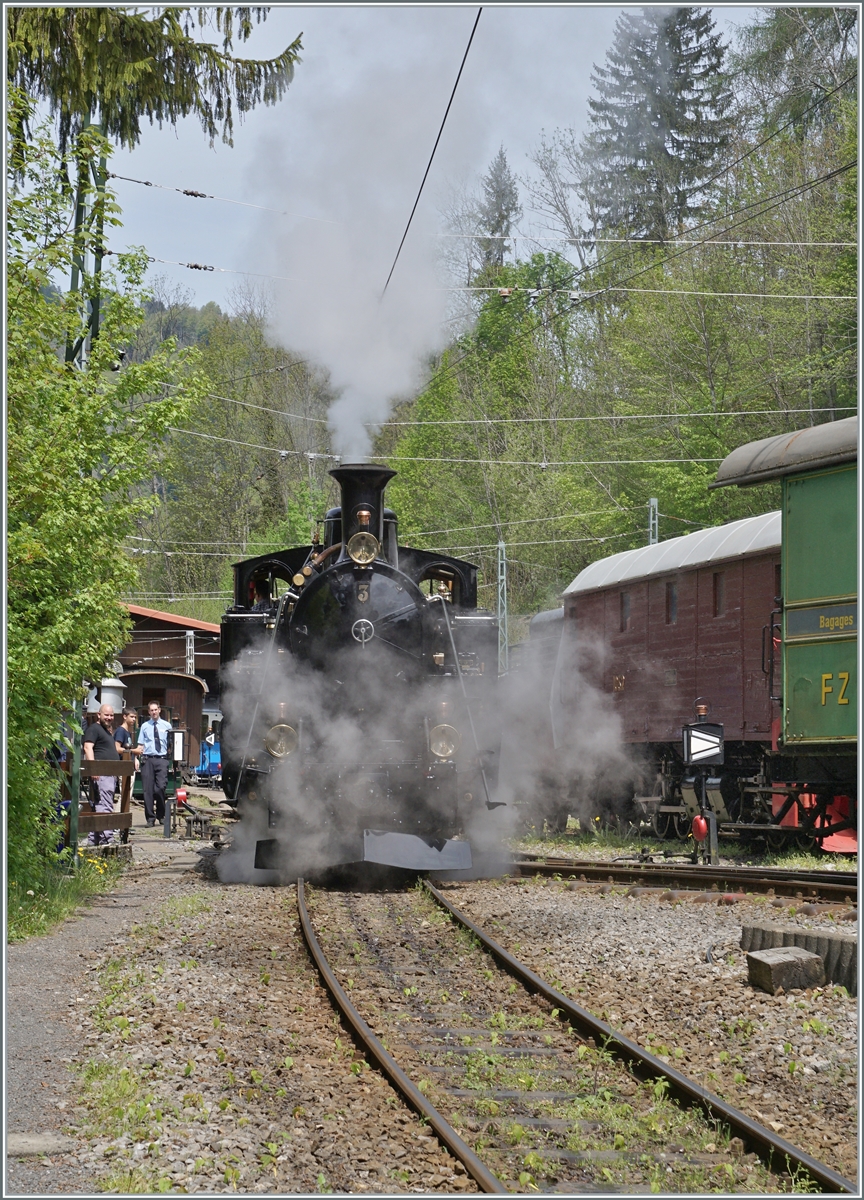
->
xmin=561 ymin=511 xmax=781 ymax=835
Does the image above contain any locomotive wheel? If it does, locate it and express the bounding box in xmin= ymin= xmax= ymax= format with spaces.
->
xmin=545 ymin=806 xmax=571 ymax=835
xmin=673 ymin=812 xmax=691 ymax=840
xmin=651 ymin=810 xmax=673 ymax=840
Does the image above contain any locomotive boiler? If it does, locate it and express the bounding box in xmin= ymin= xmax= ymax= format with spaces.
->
xmin=219 ymin=463 xmax=500 ymax=878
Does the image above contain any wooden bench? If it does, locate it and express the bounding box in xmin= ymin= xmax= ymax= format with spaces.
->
xmin=63 ymin=756 xmax=136 ymax=845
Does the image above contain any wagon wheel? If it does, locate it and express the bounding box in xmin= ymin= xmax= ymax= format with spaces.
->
xmin=765 ymin=826 xmax=789 ymax=852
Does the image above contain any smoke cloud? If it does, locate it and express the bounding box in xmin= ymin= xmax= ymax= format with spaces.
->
xmin=260 ymin=53 xmax=460 ymax=461
xmin=216 ymin=611 xmax=644 ymax=887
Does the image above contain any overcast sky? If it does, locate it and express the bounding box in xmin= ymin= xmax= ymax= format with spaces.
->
xmin=101 ymin=4 xmax=765 ymax=455
xmin=109 ymin=4 xmax=761 ymax=310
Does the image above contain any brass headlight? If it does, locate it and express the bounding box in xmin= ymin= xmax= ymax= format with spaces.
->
xmin=347 ymin=531 xmax=380 ymax=564
xmin=429 ymin=723 xmax=461 ymax=759
xmin=264 ymin=724 xmax=298 ymax=758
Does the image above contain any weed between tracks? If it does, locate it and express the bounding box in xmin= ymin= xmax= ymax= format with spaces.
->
xmin=309 ymin=883 xmax=820 ymax=1194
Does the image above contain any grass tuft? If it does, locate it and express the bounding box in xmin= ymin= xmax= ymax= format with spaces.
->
xmin=7 ymin=855 xmax=125 ymax=942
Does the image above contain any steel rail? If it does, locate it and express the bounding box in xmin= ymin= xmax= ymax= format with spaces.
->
xmin=425 ymin=880 xmax=856 ymax=1195
xmin=513 ymin=856 xmax=858 ymax=903
xmin=296 ymin=879 xmax=505 ymax=1195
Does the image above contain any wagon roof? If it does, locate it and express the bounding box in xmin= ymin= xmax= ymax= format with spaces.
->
xmin=710 ymin=416 xmax=857 ymax=488
xmin=563 ymin=510 xmax=780 ymax=596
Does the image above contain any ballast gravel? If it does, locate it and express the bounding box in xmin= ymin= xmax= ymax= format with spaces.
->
xmin=22 ymin=862 xmax=474 ymax=1195
xmin=446 ymin=877 xmax=858 ymax=1184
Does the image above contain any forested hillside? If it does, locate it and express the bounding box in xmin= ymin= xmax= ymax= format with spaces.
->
xmin=119 ymin=7 xmax=860 ymax=621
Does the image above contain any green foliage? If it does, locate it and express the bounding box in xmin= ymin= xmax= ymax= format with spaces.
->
xmin=126 ymin=282 xmax=337 ymax=623
xmin=732 ymin=6 xmax=858 ymax=130
xmin=6 ymin=88 xmax=206 ymax=881
xmin=7 ymin=6 xmax=302 ymax=157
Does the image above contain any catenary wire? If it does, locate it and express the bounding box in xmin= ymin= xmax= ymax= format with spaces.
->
xmin=369 ymin=405 xmax=855 ymax=427
xmin=108 ymin=172 xmax=340 ymax=222
xmin=440 ymin=234 xmax=856 ymax=247
xmin=680 ymin=70 xmax=857 ymax=198
xmin=381 ymin=7 xmax=482 ymax=297
xmin=451 ymin=286 xmax=855 ymax=300
xmin=102 ymin=248 xmax=299 ymax=282
xmin=123 ymin=506 xmax=639 ymax=548
xmin=163 ymin=426 xmax=725 ymax=467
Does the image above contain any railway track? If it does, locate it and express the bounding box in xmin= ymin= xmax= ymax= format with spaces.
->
xmin=513 ymin=855 xmax=858 ymax=905
xmin=298 ymin=878 xmax=855 ymax=1195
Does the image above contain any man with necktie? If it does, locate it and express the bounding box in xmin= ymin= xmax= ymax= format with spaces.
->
xmin=136 ymin=701 xmax=173 ymax=827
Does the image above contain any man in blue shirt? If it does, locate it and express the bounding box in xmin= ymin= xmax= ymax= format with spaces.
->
xmin=136 ymin=701 xmax=173 ymax=827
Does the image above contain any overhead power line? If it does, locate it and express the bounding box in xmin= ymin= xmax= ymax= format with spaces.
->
xmin=371 ymin=406 xmax=855 ymax=428
xmin=381 ymin=7 xmax=482 ymax=297
xmin=441 ymin=234 xmax=856 ymax=247
xmin=454 ymin=286 xmax=855 ymax=300
xmin=386 ymin=455 xmax=723 ymax=467
xmin=109 ymin=172 xmax=339 ymax=223
xmin=103 ymin=248 xmax=297 ymax=282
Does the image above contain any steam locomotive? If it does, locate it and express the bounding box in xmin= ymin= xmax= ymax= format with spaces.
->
xmin=219 ymin=464 xmax=500 ymax=878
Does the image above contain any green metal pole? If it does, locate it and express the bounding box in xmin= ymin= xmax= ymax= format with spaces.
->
xmin=68 ymin=698 xmax=82 ymax=867
xmin=89 ymin=140 xmax=106 ymax=342
xmin=65 ymin=113 xmax=91 ymax=365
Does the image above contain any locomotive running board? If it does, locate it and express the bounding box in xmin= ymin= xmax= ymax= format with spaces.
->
xmin=362 ymin=829 xmax=472 ymax=871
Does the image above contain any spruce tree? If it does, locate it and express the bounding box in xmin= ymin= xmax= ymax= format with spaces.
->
xmin=7 ymin=7 xmax=302 ymax=158
xmin=477 ymin=145 xmax=523 ymax=269
xmin=582 ymin=6 xmax=731 ymax=240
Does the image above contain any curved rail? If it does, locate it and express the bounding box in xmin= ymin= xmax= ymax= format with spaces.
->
xmin=513 ymin=855 xmax=857 ymax=903
xmin=424 ymin=880 xmax=856 ymax=1195
xmin=296 ymin=879 xmax=504 ymax=1195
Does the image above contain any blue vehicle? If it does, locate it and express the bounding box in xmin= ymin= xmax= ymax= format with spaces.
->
xmin=196 ymin=712 xmax=222 ymax=785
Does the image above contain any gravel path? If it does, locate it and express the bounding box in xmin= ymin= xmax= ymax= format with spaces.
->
xmin=449 ymin=877 xmax=858 ymax=1185
xmin=5 ymin=843 xmax=200 ymax=1196
xmin=8 ymin=851 xmax=478 ymax=1195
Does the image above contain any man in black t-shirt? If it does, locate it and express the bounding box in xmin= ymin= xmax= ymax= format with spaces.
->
xmin=83 ymin=704 xmax=119 ymax=845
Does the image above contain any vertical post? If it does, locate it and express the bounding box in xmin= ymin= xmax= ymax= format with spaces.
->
xmin=68 ymin=698 xmax=82 ymax=866
xmin=89 ymin=142 xmax=107 ymax=342
xmin=497 ymin=540 xmax=508 ymax=676
xmin=648 ymin=497 xmax=659 ymax=545
xmin=186 ymin=630 xmax=195 ymax=675
xmin=66 ymin=112 xmax=91 ymax=366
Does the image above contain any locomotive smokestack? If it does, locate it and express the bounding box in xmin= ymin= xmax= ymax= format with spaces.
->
xmin=329 ymin=463 xmax=397 ymax=561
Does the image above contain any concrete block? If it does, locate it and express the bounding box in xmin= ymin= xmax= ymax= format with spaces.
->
xmin=739 ymin=922 xmax=857 ymax=995
xmin=747 ymin=946 xmax=826 ymax=994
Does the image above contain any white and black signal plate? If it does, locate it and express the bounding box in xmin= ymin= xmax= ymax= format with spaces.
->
xmin=683 ymin=722 xmax=724 ymax=765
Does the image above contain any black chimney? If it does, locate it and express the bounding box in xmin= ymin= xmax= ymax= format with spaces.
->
xmin=329 ymin=463 xmax=397 ymax=561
